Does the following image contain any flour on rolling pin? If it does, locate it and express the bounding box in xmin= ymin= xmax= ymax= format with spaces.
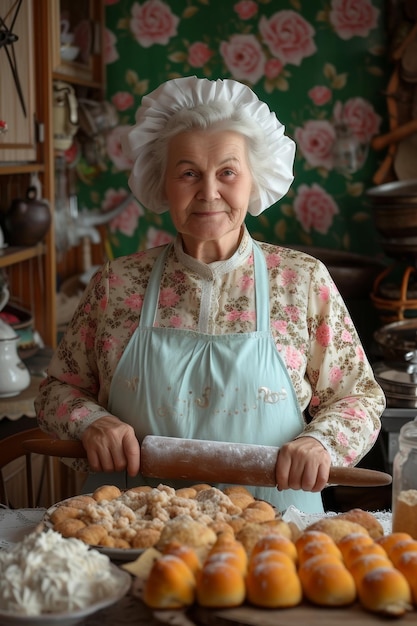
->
xmin=140 ymin=436 xmax=279 ymax=486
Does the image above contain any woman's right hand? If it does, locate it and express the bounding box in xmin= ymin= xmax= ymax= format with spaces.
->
xmin=81 ymin=415 xmax=140 ymax=477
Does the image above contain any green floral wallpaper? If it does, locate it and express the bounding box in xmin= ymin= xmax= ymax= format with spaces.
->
xmin=77 ymin=0 xmax=390 ymax=260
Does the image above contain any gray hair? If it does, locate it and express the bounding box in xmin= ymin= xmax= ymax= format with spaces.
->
xmin=144 ymin=101 xmax=275 ymax=214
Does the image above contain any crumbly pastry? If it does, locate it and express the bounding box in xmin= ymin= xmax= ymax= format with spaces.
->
xmin=48 ymin=483 xmax=284 ymax=551
xmin=306 ymin=517 xmax=370 ymax=543
xmin=336 ymin=508 xmax=384 ymax=540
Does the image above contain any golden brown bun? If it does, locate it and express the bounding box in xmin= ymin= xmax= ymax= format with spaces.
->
xmin=348 ymin=553 xmax=393 ymax=586
xmin=336 ymin=532 xmax=375 ymax=559
xmin=240 ymin=500 xmax=276 ymax=523
xmin=251 ymin=533 xmax=298 ymax=564
xmin=75 ymin=523 xmax=108 ymax=545
xmin=131 ymin=527 xmax=161 ymax=549
xmin=376 ymin=532 xmax=413 ymax=553
xmin=295 ymin=530 xmax=341 ymax=565
xmin=207 ymin=537 xmax=248 ymax=574
xmin=92 ymin=484 xmax=122 ymax=502
xmin=298 ymin=554 xmax=356 ymax=606
xmin=357 ymin=566 xmax=412 ymax=616
xmin=337 ymin=509 xmax=384 ymax=540
xmin=395 ymin=551 xmax=417 ymax=605
xmin=143 ymin=554 xmax=196 ymax=609
xmin=236 ymin=521 xmax=292 ymax=556
xmin=386 ymin=539 xmax=417 ymax=567
xmin=196 ymin=560 xmax=245 ymax=608
xmin=223 ymin=486 xmax=255 ymax=509
xmin=162 ymin=541 xmax=202 ymax=576
xmin=53 ymin=518 xmax=86 ymax=538
xmin=246 ymin=554 xmax=302 ymax=608
xmin=306 ymin=517 xmax=369 ymax=543
xmin=342 ymin=541 xmax=388 ymax=569
xmin=156 ymin=515 xmax=217 ymax=556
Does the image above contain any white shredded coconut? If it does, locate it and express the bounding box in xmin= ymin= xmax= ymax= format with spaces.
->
xmin=0 ymin=529 xmax=124 ymax=616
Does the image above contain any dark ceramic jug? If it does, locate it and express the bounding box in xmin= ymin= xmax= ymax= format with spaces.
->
xmin=5 ymin=186 xmax=51 ymax=246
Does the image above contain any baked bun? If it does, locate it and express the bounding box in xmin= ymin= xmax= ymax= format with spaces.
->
xmin=252 ymin=533 xmax=298 ymax=564
xmin=337 ymin=509 xmax=384 ymax=540
xmin=337 ymin=531 xmax=375 ymax=558
xmin=376 ymin=532 xmax=413 ymax=553
xmin=92 ymin=484 xmax=121 ymax=502
xmin=395 ymin=551 xmax=417 ymax=605
xmin=356 ymin=566 xmax=412 ymax=616
xmin=341 ymin=540 xmax=387 ymax=569
xmin=306 ymin=517 xmax=369 ymax=543
xmin=162 ymin=541 xmax=202 ymax=576
xmin=196 ymin=560 xmax=245 ymax=608
xmin=206 ymin=537 xmax=248 ymax=575
xmin=236 ymin=521 xmax=292 ymax=555
xmin=156 ymin=515 xmax=217 ymax=558
xmin=348 ymin=553 xmax=393 ymax=586
xmin=143 ymin=554 xmax=196 ymax=609
xmin=246 ymin=553 xmax=302 ymax=608
xmin=386 ymin=539 xmax=417 ymax=567
xmin=298 ymin=554 xmax=356 ymax=607
xmin=295 ymin=530 xmax=342 ymax=565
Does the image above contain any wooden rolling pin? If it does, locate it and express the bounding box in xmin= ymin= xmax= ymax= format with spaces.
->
xmin=22 ymin=435 xmax=392 ymax=488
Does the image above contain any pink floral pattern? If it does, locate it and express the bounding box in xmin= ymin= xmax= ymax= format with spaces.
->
xmin=329 ymin=0 xmax=379 ymax=40
xmin=36 ymin=232 xmax=384 ymax=471
xmin=91 ymin=0 xmax=388 ymax=260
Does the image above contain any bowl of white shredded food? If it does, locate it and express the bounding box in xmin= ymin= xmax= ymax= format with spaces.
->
xmin=0 ymin=529 xmax=131 ymax=625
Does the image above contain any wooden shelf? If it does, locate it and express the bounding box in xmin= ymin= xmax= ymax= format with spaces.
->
xmin=0 ymin=164 xmax=46 ymax=176
xmin=0 ymin=244 xmax=46 ymax=268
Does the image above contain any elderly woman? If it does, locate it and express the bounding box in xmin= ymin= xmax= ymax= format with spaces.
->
xmin=35 ymin=76 xmax=385 ymax=513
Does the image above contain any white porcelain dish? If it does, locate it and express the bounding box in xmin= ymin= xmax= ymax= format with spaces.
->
xmin=60 ymin=45 xmax=80 ymax=61
xmin=0 ymin=563 xmax=131 ymax=626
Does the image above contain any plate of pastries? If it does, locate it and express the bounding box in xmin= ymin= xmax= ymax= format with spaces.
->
xmin=45 ymin=483 xmax=417 ymax=619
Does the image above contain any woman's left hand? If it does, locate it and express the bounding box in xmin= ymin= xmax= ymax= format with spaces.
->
xmin=275 ymin=436 xmax=331 ymax=492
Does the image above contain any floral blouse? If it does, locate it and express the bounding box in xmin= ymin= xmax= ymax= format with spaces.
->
xmin=35 ymin=228 xmax=385 ymax=471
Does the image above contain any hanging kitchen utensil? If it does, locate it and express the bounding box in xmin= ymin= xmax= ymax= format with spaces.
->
xmin=52 ymin=80 xmax=79 ymax=152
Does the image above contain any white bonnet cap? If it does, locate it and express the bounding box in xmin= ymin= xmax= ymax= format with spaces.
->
xmin=122 ymin=76 xmax=295 ymax=216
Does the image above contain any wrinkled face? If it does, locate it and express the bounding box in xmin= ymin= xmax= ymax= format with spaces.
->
xmin=164 ymin=129 xmax=254 ymax=260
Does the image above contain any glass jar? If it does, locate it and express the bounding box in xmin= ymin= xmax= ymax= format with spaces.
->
xmin=392 ymin=417 xmax=417 ymax=538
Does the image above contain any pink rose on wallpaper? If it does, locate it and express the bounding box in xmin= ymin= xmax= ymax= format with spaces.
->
xmin=104 ymin=28 xmax=119 ymax=64
xmin=234 ymin=0 xmax=258 ymax=20
xmin=265 ymin=58 xmax=283 ymax=79
xmin=188 ymin=42 xmax=213 ymax=68
xmin=106 ymin=126 xmax=134 ymax=170
xmin=103 ymin=189 xmax=143 ymax=236
xmin=295 ymin=120 xmax=336 ymax=170
xmin=220 ymin=34 xmax=266 ymax=84
xmin=308 ymin=85 xmax=332 ymax=106
xmin=130 ymin=0 xmax=179 ymax=48
xmin=330 ymin=0 xmax=379 ymax=40
xmin=259 ymin=10 xmax=316 ymax=66
xmin=294 ymin=183 xmax=339 ymax=235
xmin=146 ymin=227 xmax=174 ymax=249
xmin=333 ymin=98 xmax=381 ymax=143
xmin=111 ymin=91 xmax=134 ymax=111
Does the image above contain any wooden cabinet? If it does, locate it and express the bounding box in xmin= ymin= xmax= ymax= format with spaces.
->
xmin=0 ymin=0 xmax=104 ymax=350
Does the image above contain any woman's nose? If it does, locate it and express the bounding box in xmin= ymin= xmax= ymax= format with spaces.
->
xmin=196 ymin=175 xmax=221 ymax=201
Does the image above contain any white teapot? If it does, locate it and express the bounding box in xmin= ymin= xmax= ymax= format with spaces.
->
xmin=0 ymin=286 xmax=31 ymax=397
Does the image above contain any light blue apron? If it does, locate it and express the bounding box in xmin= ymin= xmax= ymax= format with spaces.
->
xmin=85 ymin=241 xmax=323 ymax=513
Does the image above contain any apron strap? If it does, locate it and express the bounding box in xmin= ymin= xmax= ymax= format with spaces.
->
xmin=139 ymin=240 xmax=270 ymax=332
